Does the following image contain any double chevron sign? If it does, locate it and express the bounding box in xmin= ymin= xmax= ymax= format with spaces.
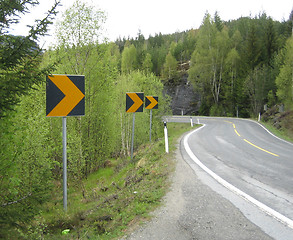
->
xmin=126 ymin=93 xmax=158 ymax=112
xmin=126 ymin=92 xmax=144 ymax=113
xmin=145 ymin=96 xmax=158 ymax=110
xmin=126 ymin=93 xmax=159 ymax=159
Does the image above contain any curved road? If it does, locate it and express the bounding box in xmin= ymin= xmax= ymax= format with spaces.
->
xmin=169 ymin=116 xmax=293 ymax=238
xmin=123 ymin=116 xmax=293 ymax=240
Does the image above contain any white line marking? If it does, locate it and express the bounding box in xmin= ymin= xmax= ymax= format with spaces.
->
xmin=184 ymin=125 xmax=293 ymax=229
xmin=254 ymin=121 xmax=293 ymax=147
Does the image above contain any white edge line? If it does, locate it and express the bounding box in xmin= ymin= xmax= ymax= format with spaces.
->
xmin=184 ymin=125 xmax=293 ymax=229
xmin=248 ymin=119 xmax=293 ymax=147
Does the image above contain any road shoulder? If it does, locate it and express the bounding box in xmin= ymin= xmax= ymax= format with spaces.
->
xmin=122 ymin=134 xmax=273 ymax=240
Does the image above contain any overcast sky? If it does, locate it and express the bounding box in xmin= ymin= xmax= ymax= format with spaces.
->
xmin=9 ymin=0 xmax=293 ymax=47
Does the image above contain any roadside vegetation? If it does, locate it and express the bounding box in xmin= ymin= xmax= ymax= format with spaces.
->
xmin=1 ymin=0 xmax=293 ymax=238
xmin=261 ymin=107 xmax=293 ymax=142
xmin=7 ymin=121 xmax=196 ymax=239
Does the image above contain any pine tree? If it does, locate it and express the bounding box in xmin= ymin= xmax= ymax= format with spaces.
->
xmin=0 ymin=0 xmax=60 ymax=118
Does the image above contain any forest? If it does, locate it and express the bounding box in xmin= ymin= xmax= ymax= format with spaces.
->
xmin=1 ymin=0 xmax=293 ymax=238
xmin=115 ymin=11 xmax=293 ymax=117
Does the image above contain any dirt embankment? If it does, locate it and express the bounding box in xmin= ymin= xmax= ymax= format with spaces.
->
xmin=262 ymin=106 xmax=293 ymax=140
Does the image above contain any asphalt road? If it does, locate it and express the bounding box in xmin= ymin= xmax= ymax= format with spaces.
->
xmin=123 ymin=116 xmax=293 ymax=240
xmin=169 ymin=116 xmax=293 ymax=239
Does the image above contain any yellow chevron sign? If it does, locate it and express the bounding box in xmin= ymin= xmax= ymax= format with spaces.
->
xmin=145 ymin=96 xmax=158 ymax=109
xmin=126 ymin=92 xmax=144 ymax=112
xmin=46 ymin=75 xmax=85 ymax=117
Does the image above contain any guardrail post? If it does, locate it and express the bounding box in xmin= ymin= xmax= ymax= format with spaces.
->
xmin=190 ymin=117 xmax=193 ymax=127
xmin=164 ymin=121 xmax=169 ymax=153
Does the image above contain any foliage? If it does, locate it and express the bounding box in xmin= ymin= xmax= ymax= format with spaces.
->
xmin=161 ymin=51 xmax=178 ymax=83
xmin=0 ymin=0 xmax=60 ymax=236
xmin=189 ymin=13 xmax=230 ymax=111
xmin=113 ymin=11 xmax=292 ymax=117
xmin=186 ymin=12 xmax=291 ymax=116
xmin=121 ymin=43 xmax=137 ymax=74
xmin=276 ymin=37 xmax=293 ymax=110
xmin=0 ymin=87 xmax=54 ymax=237
xmin=0 ymin=1 xmax=168 ymax=237
xmin=112 ymin=11 xmax=292 ymax=116
xmin=0 ymin=0 xmax=38 ymax=33
xmin=245 ymin=65 xmax=270 ymax=116
xmin=55 ymin=0 xmax=106 ymax=47
xmin=31 ymin=123 xmax=193 ymax=239
xmin=0 ymin=0 xmax=60 ymax=118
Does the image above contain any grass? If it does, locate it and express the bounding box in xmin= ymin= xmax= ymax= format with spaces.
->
xmin=261 ymin=121 xmax=293 ymax=143
xmin=261 ymin=108 xmax=293 ymax=143
xmin=21 ymin=123 xmax=197 ymax=240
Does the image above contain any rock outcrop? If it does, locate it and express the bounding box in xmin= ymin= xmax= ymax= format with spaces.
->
xmin=163 ymin=73 xmax=200 ymax=115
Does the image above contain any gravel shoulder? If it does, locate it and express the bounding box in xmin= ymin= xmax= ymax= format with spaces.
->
xmin=121 ymin=134 xmax=273 ymax=240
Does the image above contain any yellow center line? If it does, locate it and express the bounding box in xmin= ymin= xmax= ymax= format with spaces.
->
xmin=225 ymin=120 xmax=279 ymax=157
xmin=234 ymin=129 xmax=241 ymax=137
xmin=243 ymin=139 xmax=279 ymax=157
xmin=225 ymin=120 xmax=233 ymax=124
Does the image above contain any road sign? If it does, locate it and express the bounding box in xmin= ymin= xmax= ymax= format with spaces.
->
xmin=126 ymin=92 xmax=144 ymax=113
xmin=145 ymin=96 xmax=158 ymax=109
xmin=145 ymin=96 xmax=158 ymax=143
xmin=46 ymin=75 xmax=85 ymax=117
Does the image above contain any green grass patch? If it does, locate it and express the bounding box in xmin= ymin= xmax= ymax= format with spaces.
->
xmin=261 ymin=121 xmax=293 ymax=143
xmin=15 ymin=123 xmax=197 ymax=240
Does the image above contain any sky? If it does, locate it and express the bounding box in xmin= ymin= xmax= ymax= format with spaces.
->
xmin=9 ymin=0 xmax=293 ymax=47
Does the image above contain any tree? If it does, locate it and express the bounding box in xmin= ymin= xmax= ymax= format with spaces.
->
xmin=0 ymin=87 xmax=53 ymax=236
xmin=0 ymin=0 xmax=38 ymax=33
xmin=142 ymin=53 xmax=153 ymax=73
xmin=263 ymin=18 xmax=278 ymax=65
xmin=189 ymin=13 xmax=230 ymax=111
xmin=53 ymin=0 xmax=115 ymax=178
xmin=161 ymin=51 xmax=178 ymax=82
xmin=211 ymin=27 xmax=230 ymax=104
xmin=0 ymin=2 xmax=60 ymax=235
xmin=245 ymin=65 xmax=268 ymax=116
xmin=116 ymin=71 xmax=167 ymax=155
xmin=189 ymin=13 xmax=216 ymax=110
xmin=224 ymin=47 xmax=240 ymax=111
xmin=56 ymin=0 xmax=105 ymax=48
xmin=121 ymin=44 xmax=137 ymax=74
xmin=0 ymin=0 xmax=60 ymax=118
xmin=276 ymin=37 xmax=293 ymax=109
xmin=244 ymin=21 xmax=261 ymax=70
xmin=214 ymin=11 xmax=223 ymax=31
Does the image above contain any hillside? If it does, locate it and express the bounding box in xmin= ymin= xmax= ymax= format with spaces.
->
xmin=262 ymin=107 xmax=293 ymax=141
xmin=116 ymin=12 xmax=293 ymax=118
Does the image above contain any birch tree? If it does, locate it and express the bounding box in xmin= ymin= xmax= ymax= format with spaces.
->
xmin=189 ymin=13 xmax=230 ymax=111
xmin=54 ymin=0 xmax=110 ymax=177
xmin=276 ymin=37 xmax=293 ymax=109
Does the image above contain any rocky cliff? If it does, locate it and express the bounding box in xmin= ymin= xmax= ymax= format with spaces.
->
xmin=163 ymin=73 xmax=200 ymax=115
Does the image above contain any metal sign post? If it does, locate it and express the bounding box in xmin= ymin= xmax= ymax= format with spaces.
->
xmin=126 ymin=92 xmax=144 ymax=160
xmin=131 ymin=113 xmax=135 ymax=160
xmin=62 ymin=117 xmax=67 ymax=211
xmin=145 ymin=96 xmax=158 ymax=144
xmin=149 ymin=109 xmax=152 ymax=143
